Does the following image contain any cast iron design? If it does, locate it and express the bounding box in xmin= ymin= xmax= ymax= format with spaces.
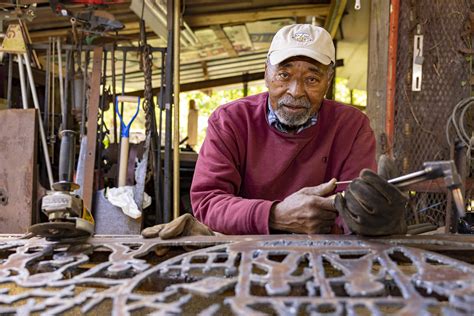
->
xmin=0 ymin=236 xmax=473 ymax=315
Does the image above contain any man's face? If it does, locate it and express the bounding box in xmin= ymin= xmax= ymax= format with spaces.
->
xmin=265 ymin=56 xmax=332 ymax=127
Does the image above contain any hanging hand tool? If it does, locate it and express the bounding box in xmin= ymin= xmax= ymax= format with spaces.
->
xmin=29 ymin=130 xmax=95 ymax=240
xmin=336 ymin=160 xmax=466 ymax=218
xmin=50 ymin=0 xmax=124 ymax=33
xmin=116 ymin=95 xmax=140 ymax=187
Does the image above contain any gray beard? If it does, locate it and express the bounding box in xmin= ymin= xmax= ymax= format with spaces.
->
xmin=274 ymin=95 xmax=312 ymax=127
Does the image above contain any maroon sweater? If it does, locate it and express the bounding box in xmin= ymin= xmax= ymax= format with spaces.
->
xmin=191 ymin=92 xmax=376 ymax=235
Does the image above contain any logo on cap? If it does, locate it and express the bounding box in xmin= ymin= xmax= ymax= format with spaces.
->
xmin=292 ymin=32 xmax=312 ymax=43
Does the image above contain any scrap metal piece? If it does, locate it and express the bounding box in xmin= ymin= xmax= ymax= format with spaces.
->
xmin=0 ymin=235 xmax=472 ymax=314
xmin=412 ymin=26 xmax=424 ymax=91
xmin=0 ymin=24 xmax=26 ymax=53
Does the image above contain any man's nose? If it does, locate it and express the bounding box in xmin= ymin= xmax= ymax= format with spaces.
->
xmin=287 ymin=80 xmax=305 ymax=98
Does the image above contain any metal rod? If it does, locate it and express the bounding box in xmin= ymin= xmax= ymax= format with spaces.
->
xmin=154 ymin=52 xmax=166 ymax=224
xmin=80 ymin=50 xmax=89 ymax=138
xmin=23 ymin=52 xmax=54 ymax=188
xmin=64 ymin=49 xmax=72 ymax=130
xmin=388 ymin=168 xmax=433 ymax=188
xmin=173 ymin=0 xmax=181 ymax=220
xmin=111 ymin=43 xmax=117 ymax=143
xmin=163 ymin=0 xmax=174 ymax=223
xmin=17 ymin=54 xmax=28 ymax=109
xmin=57 ymin=38 xmax=66 ymax=130
xmin=44 ymin=37 xmax=51 ymax=139
xmin=335 ymin=180 xmax=352 ymax=185
xmin=6 ymin=53 xmax=12 ymax=108
xmin=31 ymin=43 xmax=167 ymax=53
xmin=51 ymin=39 xmax=56 ymax=162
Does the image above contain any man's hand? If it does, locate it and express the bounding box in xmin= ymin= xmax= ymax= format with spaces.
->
xmin=269 ymin=179 xmax=338 ymax=234
xmin=334 ymin=169 xmax=408 ymax=236
xmin=142 ymin=213 xmax=215 ymax=239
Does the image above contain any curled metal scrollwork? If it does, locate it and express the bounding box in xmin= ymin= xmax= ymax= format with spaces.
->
xmin=0 ymin=235 xmax=472 ymax=315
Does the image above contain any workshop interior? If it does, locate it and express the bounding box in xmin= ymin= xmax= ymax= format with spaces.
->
xmin=0 ymin=0 xmax=473 ymax=314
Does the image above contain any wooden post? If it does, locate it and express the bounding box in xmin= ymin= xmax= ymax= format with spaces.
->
xmin=82 ymin=47 xmax=103 ymax=213
xmin=367 ymin=0 xmax=391 ymax=157
xmin=187 ymin=99 xmax=198 ymax=149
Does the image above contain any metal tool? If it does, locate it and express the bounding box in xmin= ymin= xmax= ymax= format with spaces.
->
xmin=29 ymin=130 xmax=95 ymax=240
xmin=336 ymin=161 xmax=466 ymax=218
xmin=116 ymin=95 xmax=140 ymax=187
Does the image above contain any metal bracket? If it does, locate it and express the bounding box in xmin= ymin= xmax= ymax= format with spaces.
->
xmin=0 ymin=188 xmax=8 ymax=206
xmin=0 ymin=24 xmax=26 ymax=54
xmin=412 ymin=26 xmax=424 ymax=91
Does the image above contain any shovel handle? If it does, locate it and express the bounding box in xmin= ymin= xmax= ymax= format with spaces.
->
xmin=118 ymin=137 xmax=129 ymax=187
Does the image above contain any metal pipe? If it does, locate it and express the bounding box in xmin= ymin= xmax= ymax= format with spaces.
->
xmin=7 ymin=53 xmax=12 ymax=108
xmin=183 ymin=22 xmax=199 ymax=45
xmin=163 ymin=0 xmax=174 ymax=223
xmin=57 ymin=38 xmax=66 ymax=130
xmin=51 ymin=39 xmax=56 ymax=159
xmin=44 ymin=37 xmax=51 ymax=139
xmin=23 ymin=52 xmax=54 ymax=188
xmin=173 ymin=0 xmax=181 ymax=220
xmin=385 ymin=0 xmax=400 ymax=157
xmin=80 ymin=50 xmax=89 ymax=138
xmin=17 ymin=54 xmax=28 ymax=109
xmin=111 ymin=43 xmax=117 ymax=143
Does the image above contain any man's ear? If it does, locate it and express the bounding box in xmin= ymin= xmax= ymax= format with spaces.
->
xmin=324 ymin=70 xmax=334 ymax=96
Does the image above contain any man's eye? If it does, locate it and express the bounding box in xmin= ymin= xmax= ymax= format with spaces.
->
xmin=307 ymin=77 xmax=321 ymax=84
xmin=278 ymin=72 xmax=289 ymax=79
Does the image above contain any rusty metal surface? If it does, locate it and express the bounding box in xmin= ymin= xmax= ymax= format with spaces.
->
xmin=0 ymin=109 xmax=37 ymax=233
xmin=0 ymin=234 xmax=473 ymax=315
xmin=393 ymin=0 xmax=472 ymax=227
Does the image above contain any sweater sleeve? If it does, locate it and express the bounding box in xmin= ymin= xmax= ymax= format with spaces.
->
xmin=334 ymin=115 xmax=377 ymax=234
xmin=337 ymin=116 xmax=377 ymax=190
xmin=190 ymin=115 xmax=273 ymax=235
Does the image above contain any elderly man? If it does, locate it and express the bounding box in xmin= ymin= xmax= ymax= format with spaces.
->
xmin=143 ymin=24 xmax=407 ymax=239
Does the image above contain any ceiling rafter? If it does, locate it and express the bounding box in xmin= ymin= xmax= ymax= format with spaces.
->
xmin=184 ymin=4 xmax=331 ymax=27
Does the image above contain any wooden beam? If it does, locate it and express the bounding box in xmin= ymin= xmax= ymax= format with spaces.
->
xmin=366 ymin=0 xmax=390 ymax=157
xmin=128 ymin=71 xmax=265 ymax=96
xmin=323 ymin=0 xmax=347 ymax=38
xmin=210 ymin=25 xmax=238 ymax=57
xmin=82 ymin=47 xmax=103 ymax=213
xmin=185 ymin=4 xmax=330 ymax=27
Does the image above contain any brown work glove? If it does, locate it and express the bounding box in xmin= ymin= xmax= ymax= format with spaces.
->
xmin=141 ymin=213 xmax=215 ymax=239
xmin=334 ymin=169 xmax=408 ymax=236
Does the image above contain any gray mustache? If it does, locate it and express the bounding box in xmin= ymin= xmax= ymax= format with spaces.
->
xmin=277 ymin=95 xmax=311 ymax=108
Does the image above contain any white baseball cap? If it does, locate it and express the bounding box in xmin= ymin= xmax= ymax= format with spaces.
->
xmin=267 ymin=24 xmax=335 ymax=66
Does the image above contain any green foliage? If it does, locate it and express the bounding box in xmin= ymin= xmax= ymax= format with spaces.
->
xmin=334 ymin=77 xmax=367 ymax=107
xmin=334 ymin=77 xmax=351 ymax=104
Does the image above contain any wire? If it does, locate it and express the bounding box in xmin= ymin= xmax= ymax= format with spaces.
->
xmin=445 ymin=96 xmax=474 ymax=168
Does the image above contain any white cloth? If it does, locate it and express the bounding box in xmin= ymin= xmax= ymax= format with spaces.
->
xmin=106 ymin=186 xmax=151 ymax=219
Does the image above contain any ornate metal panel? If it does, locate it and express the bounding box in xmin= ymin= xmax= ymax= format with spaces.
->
xmin=0 ymin=235 xmax=473 ymax=315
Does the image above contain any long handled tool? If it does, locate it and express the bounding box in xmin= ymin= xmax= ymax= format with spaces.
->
xmin=336 ymin=160 xmax=466 ymax=218
xmin=116 ymin=95 xmax=140 ymax=187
